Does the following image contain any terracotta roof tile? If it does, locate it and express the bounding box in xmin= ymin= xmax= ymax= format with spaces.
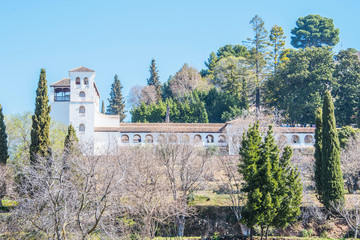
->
xmin=50 ymin=78 xmax=70 ymax=87
xmin=95 ymin=123 xmax=227 ymax=133
xmin=69 ymin=66 xmax=95 ymax=72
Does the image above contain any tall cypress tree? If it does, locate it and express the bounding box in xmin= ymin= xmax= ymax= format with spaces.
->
xmin=322 ymin=90 xmax=345 ymax=208
xmin=64 ymin=124 xmax=79 ymax=155
xmin=107 ymin=75 xmax=126 ymax=122
xmin=29 ymin=68 xmax=51 ymax=164
xmin=314 ymin=108 xmax=323 ymax=202
xmin=147 ymin=59 xmax=162 ymax=102
xmin=0 ymin=104 xmax=8 ymax=165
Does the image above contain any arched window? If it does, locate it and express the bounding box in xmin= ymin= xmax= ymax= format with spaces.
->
xmin=79 ymin=91 xmax=86 ymax=98
xmin=76 ymin=77 xmax=80 ymax=85
xmin=206 ymin=135 xmax=214 ymax=143
xmin=79 ymin=124 xmax=85 ymax=132
xmin=157 ymin=134 xmax=165 ymax=143
xmin=169 ymin=135 xmax=177 ymax=143
xmin=291 ymin=135 xmax=300 ymax=144
xmin=133 ymin=134 xmax=141 ymax=143
xmin=84 ymin=77 xmax=89 ymax=85
xmin=278 ymin=135 xmax=288 ymax=144
xmin=182 ymin=135 xmax=190 ymax=143
xmin=194 ymin=134 xmax=202 ymax=143
xmin=218 ymin=135 xmax=226 ymax=143
xmin=304 ymin=135 xmax=314 ymax=144
xmin=145 ymin=134 xmax=153 ymax=143
xmin=79 ymin=106 xmax=85 ymax=115
xmin=121 ymin=135 xmax=129 ymax=143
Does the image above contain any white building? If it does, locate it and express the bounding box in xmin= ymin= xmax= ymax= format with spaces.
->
xmin=50 ymin=67 xmax=315 ymax=155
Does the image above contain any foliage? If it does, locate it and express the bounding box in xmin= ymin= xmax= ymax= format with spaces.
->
xmin=264 ymin=47 xmax=334 ymax=124
xmin=0 ymin=105 xmax=8 ymax=165
xmin=247 ymin=15 xmax=268 ymax=110
xmin=131 ymin=91 xmax=208 ymax=123
xmin=239 ymin=123 xmax=302 ymax=238
xmin=268 ymin=25 xmax=287 ymax=73
xmin=333 ymin=49 xmax=360 ymax=126
xmin=314 ymin=108 xmax=323 ymax=202
xmin=29 ymin=68 xmax=51 ymax=164
xmin=290 ymin=14 xmax=340 ymax=48
xmin=321 ymin=90 xmax=344 ymax=209
xmin=147 ymin=58 xmax=162 ymax=102
xmin=107 ymin=74 xmax=126 ymax=121
xmin=63 ymin=124 xmax=79 ymax=157
xmin=101 ymin=100 xmax=105 ymax=114
xmin=338 ymin=125 xmax=358 ymax=149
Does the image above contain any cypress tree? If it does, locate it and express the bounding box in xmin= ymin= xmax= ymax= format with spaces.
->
xmin=0 ymin=104 xmax=8 ymax=165
xmin=64 ymin=124 xmax=79 ymax=155
xmin=29 ymin=68 xmax=51 ymax=164
xmin=147 ymin=59 xmax=162 ymax=102
xmin=322 ymin=90 xmax=345 ymax=209
xmin=101 ymin=100 xmax=105 ymax=114
xmin=107 ymin=75 xmax=126 ymax=122
xmin=314 ymin=108 xmax=323 ymax=202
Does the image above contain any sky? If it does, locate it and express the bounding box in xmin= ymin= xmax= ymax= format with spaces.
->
xmin=0 ymin=0 xmax=359 ymax=117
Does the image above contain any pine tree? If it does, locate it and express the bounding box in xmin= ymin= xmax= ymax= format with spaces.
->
xmin=107 ymin=75 xmax=126 ymax=122
xmin=314 ymin=108 xmax=323 ymax=202
xmin=64 ymin=124 xmax=79 ymax=156
xmin=101 ymin=100 xmax=105 ymax=114
xmin=241 ymin=78 xmax=249 ymax=110
xmin=268 ymin=25 xmax=286 ymax=74
xmin=0 ymin=104 xmax=8 ymax=165
xmin=322 ymin=90 xmax=345 ymax=209
xmin=247 ymin=15 xmax=268 ymax=111
xmin=29 ymin=68 xmax=51 ymax=164
xmin=147 ymin=59 xmax=162 ymax=102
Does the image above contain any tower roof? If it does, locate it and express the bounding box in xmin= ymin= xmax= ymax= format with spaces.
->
xmin=69 ymin=66 xmax=95 ymax=72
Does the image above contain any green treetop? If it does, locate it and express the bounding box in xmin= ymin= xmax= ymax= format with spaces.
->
xmin=64 ymin=124 xmax=79 ymax=156
xmin=247 ymin=15 xmax=268 ymax=110
xmin=107 ymin=75 xmax=126 ymax=122
xmin=29 ymin=68 xmax=51 ymax=164
xmin=321 ymin=90 xmax=345 ymax=209
xmin=147 ymin=59 xmax=162 ymax=102
xmin=291 ymin=14 xmax=339 ymax=48
xmin=0 ymin=104 xmax=8 ymax=165
xmin=268 ymin=25 xmax=287 ymax=74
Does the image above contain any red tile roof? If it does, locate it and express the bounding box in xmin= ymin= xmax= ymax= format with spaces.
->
xmin=69 ymin=66 xmax=95 ymax=72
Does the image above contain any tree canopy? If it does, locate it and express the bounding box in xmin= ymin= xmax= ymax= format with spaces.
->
xmin=107 ymin=74 xmax=126 ymax=122
xmin=291 ymin=14 xmax=339 ymax=48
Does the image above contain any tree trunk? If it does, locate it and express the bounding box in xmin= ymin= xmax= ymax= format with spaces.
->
xmin=266 ymin=226 xmax=269 ymax=240
xmin=250 ymin=227 xmax=253 ymax=240
xmin=260 ymin=226 xmax=264 ymax=240
xmin=355 ymin=228 xmax=358 ymax=239
xmin=176 ymin=215 xmax=186 ymax=237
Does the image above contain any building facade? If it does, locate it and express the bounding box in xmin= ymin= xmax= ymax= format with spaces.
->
xmin=50 ymin=67 xmax=315 ymax=155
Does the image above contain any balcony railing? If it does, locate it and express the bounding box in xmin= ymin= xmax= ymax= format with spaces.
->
xmin=54 ymin=96 xmax=70 ymax=101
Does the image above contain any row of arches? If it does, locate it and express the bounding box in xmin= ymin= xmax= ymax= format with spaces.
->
xmin=121 ymin=134 xmax=227 ymax=144
xmin=278 ymin=134 xmax=314 ymax=144
xmin=76 ymin=77 xmax=89 ymax=86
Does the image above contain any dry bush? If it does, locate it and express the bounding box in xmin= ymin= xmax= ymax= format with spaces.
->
xmin=341 ymin=134 xmax=360 ymax=194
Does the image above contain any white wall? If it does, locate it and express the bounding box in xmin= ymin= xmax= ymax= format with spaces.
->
xmin=95 ymin=112 xmax=120 ymax=128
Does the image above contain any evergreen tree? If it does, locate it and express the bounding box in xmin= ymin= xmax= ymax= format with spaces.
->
xmin=29 ymin=68 xmax=51 ymax=164
xmin=241 ymin=77 xmax=249 ymax=110
xmin=247 ymin=15 xmax=268 ymax=111
xmin=101 ymin=100 xmax=105 ymax=114
xmin=147 ymin=59 xmax=162 ymax=102
xmin=357 ymin=98 xmax=360 ymax=128
xmin=64 ymin=124 xmax=79 ymax=156
xmin=314 ymin=108 xmax=323 ymax=202
xmin=107 ymin=75 xmax=126 ymax=122
xmin=268 ymin=25 xmax=286 ymax=74
xmin=321 ymin=90 xmax=345 ymax=209
xmin=0 ymin=104 xmax=8 ymax=165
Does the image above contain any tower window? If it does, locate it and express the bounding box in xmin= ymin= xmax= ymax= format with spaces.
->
xmin=84 ymin=77 xmax=89 ymax=85
xmin=54 ymin=88 xmax=70 ymax=101
xmin=79 ymin=124 xmax=85 ymax=132
xmin=79 ymin=106 xmax=85 ymax=115
xmin=79 ymin=91 xmax=86 ymax=98
xmin=76 ymin=77 xmax=81 ymax=85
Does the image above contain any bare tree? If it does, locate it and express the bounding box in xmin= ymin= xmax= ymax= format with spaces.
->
xmin=128 ymin=85 xmax=144 ymax=107
xmin=155 ymin=137 xmax=212 ymax=237
xmin=332 ymin=197 xmax=360 ymax=239
xmin=9 ymin=150 xmax=125 ymax=240
xmin=120 ymin=147 xmax=175 ymax=238
xmin=341 ymin=134 xmax=360 ymax=194
xmin=169 ymin=64 xmax=202 ymax=98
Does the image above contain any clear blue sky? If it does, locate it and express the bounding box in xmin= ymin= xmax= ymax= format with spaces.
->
xmin=0 ymin=0 xmax=359 ymax=117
